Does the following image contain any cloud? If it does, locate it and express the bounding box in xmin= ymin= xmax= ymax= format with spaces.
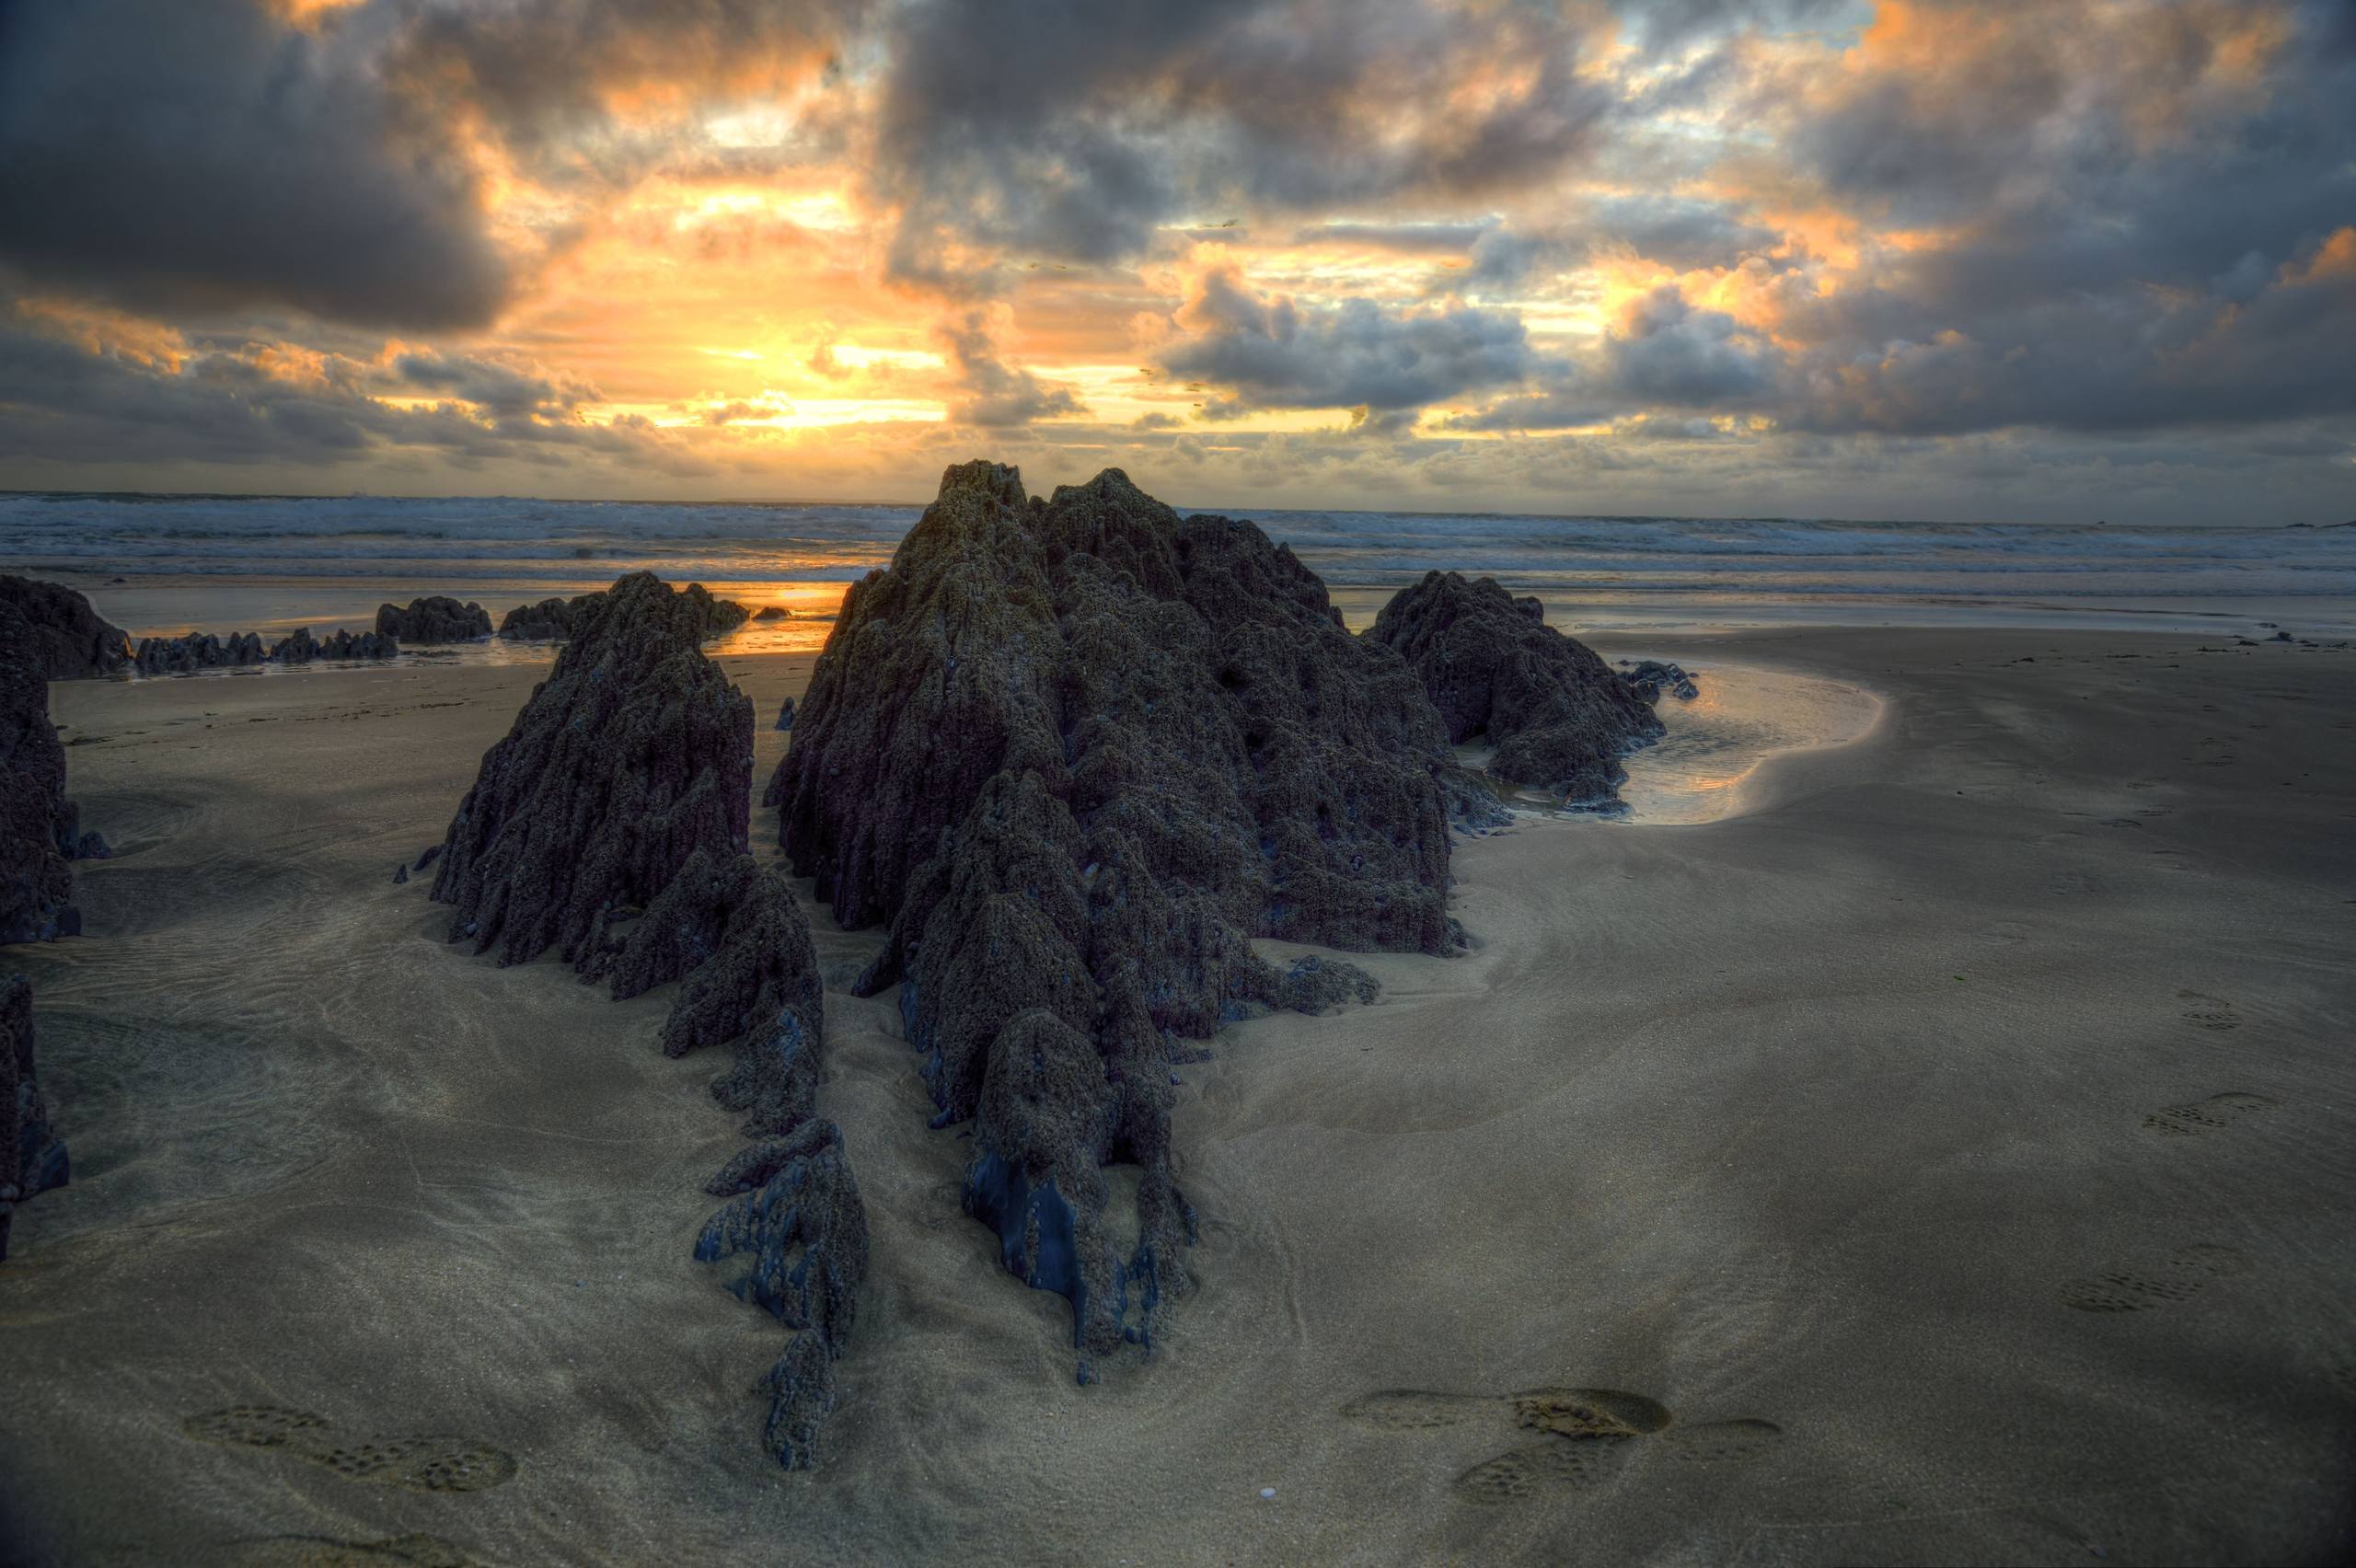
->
xmin=938 ymin=312 xmax=1088 ymax=426
xmin=1438 ymin=391 xmax=1611 ymax=433
xmin=871 ymin=0 xmax=1611 ymax=271
xmin=1160 ymin=267 xmax=1544 ymax=414
xmin=1602 ymin=286 xmax=1779 ymax=408
xmin=0 ymin=0 xmax=510 ymax=329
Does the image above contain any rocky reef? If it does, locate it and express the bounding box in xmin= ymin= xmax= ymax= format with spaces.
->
xmin=2 ymin=602 xmax=105 ymax=943
xmin=2 ymin=975 xmax=71 ymax=1262
xmin=134 ymin=631 xmax=267 ymax=675
xmin=269 ymin=628 xmax=399 ymax=664
xmin=752 ymin=605 xmax=792 ymax=621
xmin=770 ymin=461 xmax=1467 ymax=1368
xmin=426 ymin=571 xmax=863 ymax=1467
xmin=376 ymin=596 xmax=492 ymax=643
xmin=497 ymin=584 xmax=748 ymax=642
xmin=0 ymin=575 xmax=131 ymax=678
xmin=1369 ymin=571 xmax=1665 ymax=809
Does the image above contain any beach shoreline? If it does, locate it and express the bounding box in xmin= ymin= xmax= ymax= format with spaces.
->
xmin=2 ymin=624 xmax=2352 ymax=1564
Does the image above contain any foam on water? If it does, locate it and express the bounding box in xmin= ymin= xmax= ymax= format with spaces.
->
xmin=1611 ymin=661 xmax=1885 ymax=825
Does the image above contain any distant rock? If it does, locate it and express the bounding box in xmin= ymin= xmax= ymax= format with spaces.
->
xmin=0 ymin=575 xmax=132 ymax=678
xmin=427 ymin=571 xmax=863 ymax=1468
xmin=269 ymin=628 xmax=398 ymax=663
xmin=134 ymin=631 xmax=267 ymax=675
xmin=1 ymin=974 xmax=71 ymax=1262
xmin=1369 ymin=571 xmax=1663 ymax=809
xmin=773 ymin=696 xmax=795 ymax=732
xmin=500 ymin=583 xmax=748 ymax=642
xmin=375 ymin=596 xmax=491 ymax=643
xmin=771 ymin=461 xmax=1469 ymax=1367
xmin=752 ymin=605 xmax=792 ymax=621
xmin=1 ymin=604 xmax=92 ymax=942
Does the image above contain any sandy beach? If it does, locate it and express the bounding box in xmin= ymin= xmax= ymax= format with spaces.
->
xmin=2 ymin=625 xmax=2352 ymax=1566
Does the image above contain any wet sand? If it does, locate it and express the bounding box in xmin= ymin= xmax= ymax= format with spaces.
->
xmin=3 ymin=628 xmax=2353 ymax=1565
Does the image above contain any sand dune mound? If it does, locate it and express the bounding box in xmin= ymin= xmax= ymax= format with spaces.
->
xmin=2 ymin=974 xmax=72 ymax=1261
xmin=426 ymin=571 xmax=864 ymax=1467
xmin=770 ymin=461 xmax=1467 ymax=1366
xmin=0 ymin=575 xmax=131 ymax=679
xmin=375 ymin=596 xmax=492 ymax=643
xmin=1369 ymin=570 xmax=1665 ymax=808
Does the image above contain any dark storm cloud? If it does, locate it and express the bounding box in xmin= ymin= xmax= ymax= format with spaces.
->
xmin=0 ymin=309 xmax=704 ymax=473
xmin=871 ymin=0 xmax=1612 ymax=270
xmin=391 ymin=350 xmax=600 ymax=421
xmin=0 ymin=0 xmax=510 ymax=330
xmin=1604 ymin=287 xmax=1777 ymax=407
xmin=938 ymin=314 xmax=1088 ymax=427
xmin=1159 ymin=269 xmax=1543 ymax=414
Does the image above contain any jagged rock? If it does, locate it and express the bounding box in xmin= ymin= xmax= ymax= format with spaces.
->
xmin=430 ymin=574 xmax=752 ymax=969
xmin=752 ymin=605 xmax=792 ymax=621
xmin=376 ymin=596 xmax=491 ymax=643
xmin=1 ymin=605 xmax=85 ymax=943
xmin=694 ymin=1121 xmax=867 ymax=1469
xmin=392 ymin=862 xmax=409 ymax=885
xmin=1620 ymin=659 xmax=1700 ymax=703
xmin=1369 ymin=571 xmax=1664 ymax=808
xmin=771 ymin=461 xmax=1467 ymax=1364
xmin=2 ymin=974 xmax=72 ymax=1262
xmin=427 ymin=571 xmax=862 ymax=1467
xmin=497 ymin=584 xmax=747 ymax=642
xmin=269 ymin=628 xmax=398 ymax=663
xmin=0 ymin=575 xmax=131 ymax=678
xmin=773 ymin=697 xmax=795 ymax=732
xmin=134 ymin=631 xmax=266 ymax=675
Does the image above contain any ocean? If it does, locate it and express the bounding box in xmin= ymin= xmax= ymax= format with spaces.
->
xmin=5 ymin=490 xmax=2353 ymax=651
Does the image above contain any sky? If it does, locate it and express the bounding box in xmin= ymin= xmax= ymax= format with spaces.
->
xmin=0 ymin=0 xmax=2351 ymax=523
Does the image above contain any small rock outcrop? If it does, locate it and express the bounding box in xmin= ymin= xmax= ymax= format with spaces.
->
xmin=376 ymin=596 xmax=492 ymax=643
xmin=1620 ymin=659 xmax=1700 ymax=703
xmin=269 ymin=628 xmax=398 ymax=664
xmin=0 ymin=575 xmax=131 ymax=678
xmin=771 ymin=461 xmax=1467 ymax=1368
xmin=1369 ymin=571 xmax=1664 ymax=808
xmin=426 ymin=571 xmax=863 ymax=1467
xmin=134 ymin=631 xmax=267 ymax=675
xmin=752 ymin=605 xmax=792 ymax=621
xmin=2 ymin=975 xmax=71 ymax=1262
xmin=498 ymin=585 xmax=748 ymax=643
xmin=1 ymin=605 xmax=97 ymax=942
xmin=773 ymin=697 xmax=795 ymax=732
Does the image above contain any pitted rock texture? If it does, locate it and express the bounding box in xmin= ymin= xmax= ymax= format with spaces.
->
xmin=1 ymin=605 xmax=87 ymax=942
xmin=0 ymin=575 xmax=131 ymax=678
xmin=770 ymin=460 xmax=1465 ymax=1366
xmin=135 ymin=631 xmax=267 ymax=675
xmin=426 ymin=571 xmax=862 ymax=1467
xmin=2 ymin=974 xmax=72 ymax=1262
xmin=376 ymin=597 xmax=492 ymax=642
xmin=270 ymin=628 xmax=398 ymax=664
xmin=497 ymin=584 xmax=748 ymax=643
xmin=430 ymin=573 xmax=751 ymax=971
xmin=1369 ymin=571 xmax=1664 ymax=807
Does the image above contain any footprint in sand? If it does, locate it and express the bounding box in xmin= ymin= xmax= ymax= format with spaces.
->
xmin=2143 ymin=1091 xmax=2276 ymax=1136
xmin=2059 ymin=1243 xmax=2250 ymax=1314
xmin=2176 ymin=990 xmax=2241 ymax=1032
xmin=184 ymin=1405 xmax=515 ymax=1493
xmin=1342 ymin=1386 xmax=1783 ymax=1505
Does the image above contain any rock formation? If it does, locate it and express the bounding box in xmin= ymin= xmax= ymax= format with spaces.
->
xmin=0 ymin=575 xmax=132 ymax=678
xmin=1 ymin=603 xmax=101 ymax=942
xmin=269 ymin=628 xmax=398 ymax=663
xmin=1369 ymin=571 xmax=1664 ymax=808
xmin=1620 ymin=659 xmax=1700 ymax=703
xmin=770 ymin=461 xmax=1471 ymax=1369
xmin=773 ymin=697 xmax=795 ymax=732
xmin=426 ymin=571 xmax=863 ymax=1467
xmin=2 ymin=975 xmax=71 ymax=1262
xmin=376 ymin=596 xmax=492 ymax=642
xmin=134 ymin=631 xmax=267 ymax=675
xmin=498 ymin=584 xmax=748 ymax=642
xmin=752 ymin=605 xmax=792 ymax=621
